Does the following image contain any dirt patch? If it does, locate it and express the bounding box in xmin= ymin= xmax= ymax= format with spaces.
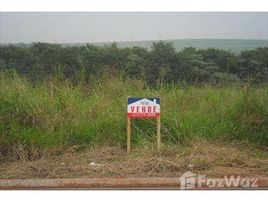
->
xmin=0 ymin=139 xmax=267 ymax=179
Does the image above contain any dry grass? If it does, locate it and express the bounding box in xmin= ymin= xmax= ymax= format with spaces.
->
xmin=0 ymin=139 xmax=267 ymax=179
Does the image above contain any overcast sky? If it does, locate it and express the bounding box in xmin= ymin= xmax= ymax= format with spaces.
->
xmin=0 ymin=12 xmax=268 ymax=43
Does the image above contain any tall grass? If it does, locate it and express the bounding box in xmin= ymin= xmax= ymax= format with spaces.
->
xmin=0 ymin=71 xmax=267 ymax=159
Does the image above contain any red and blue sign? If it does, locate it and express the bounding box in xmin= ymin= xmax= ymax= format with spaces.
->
xmin=127 ymin=97 xmax=160 ymax=118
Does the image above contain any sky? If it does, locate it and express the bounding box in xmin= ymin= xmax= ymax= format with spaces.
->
xmin=0 ymin=12 xmax=268 ymax=43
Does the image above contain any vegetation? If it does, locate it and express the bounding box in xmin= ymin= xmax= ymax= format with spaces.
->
xmin=0 ymin=41 xmax=267 ymax=161
xmin=8 ymin=39 xmax=268 ymax=53
xmin=1 ymin=42 xmax=268 ymax=85
xmin=0 ymin=71 xmax=267 ymax=160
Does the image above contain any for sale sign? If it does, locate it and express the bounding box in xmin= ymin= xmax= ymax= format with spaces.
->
xmin=127 ymin=97 xmax=160 ymax=118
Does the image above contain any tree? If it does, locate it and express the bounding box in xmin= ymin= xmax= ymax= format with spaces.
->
xmin=145 ymin=41 xmax=176 ymax=85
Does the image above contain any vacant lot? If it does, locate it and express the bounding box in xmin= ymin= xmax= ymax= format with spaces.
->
xmin=0 ymin=139 xmax=267 ymax=179
xmin=1 ymin=73 xmax=267 ymax=178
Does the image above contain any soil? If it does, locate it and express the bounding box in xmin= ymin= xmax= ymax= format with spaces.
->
xmin=0 ymin=139 xmax=267 ymax=179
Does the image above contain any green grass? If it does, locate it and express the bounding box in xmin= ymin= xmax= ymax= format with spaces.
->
xmin=0 ymin=71 xmax=267 ymax=158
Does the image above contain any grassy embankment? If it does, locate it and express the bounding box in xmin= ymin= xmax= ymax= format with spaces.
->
xmin=0 ymin=71 xmax=268 ymax=161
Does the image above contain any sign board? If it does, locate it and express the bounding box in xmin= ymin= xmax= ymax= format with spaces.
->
xmin=127 ymin=97 xmax=161 ymax=153
xmin=127 ymin=98 xmax=160 ymax=118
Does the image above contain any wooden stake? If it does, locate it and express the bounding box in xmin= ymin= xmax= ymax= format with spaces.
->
xmin=127 ymin=117 xmax=131 ymax=153
xmin=157 ymin=117 xmax=161 ymax=149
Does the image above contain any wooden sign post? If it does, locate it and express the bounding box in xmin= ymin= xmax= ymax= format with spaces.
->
xmin=127 ymin=97 xmax=161 ymax=153
xmin=157 ymin=117 xmax=161 ymax=149
xmin=127 ymin=117 xmax=131 ymax=153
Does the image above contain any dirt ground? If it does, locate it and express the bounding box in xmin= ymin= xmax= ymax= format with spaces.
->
xmin=0 ymin=139 xmax=267 ymax=179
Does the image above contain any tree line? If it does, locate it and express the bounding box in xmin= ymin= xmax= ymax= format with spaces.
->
xmin=0 ymin=41 xmax=268 ymax=85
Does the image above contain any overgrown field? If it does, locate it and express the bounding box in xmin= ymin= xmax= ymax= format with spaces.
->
xmin=0 ymin=72 xmax=268 ymax=161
